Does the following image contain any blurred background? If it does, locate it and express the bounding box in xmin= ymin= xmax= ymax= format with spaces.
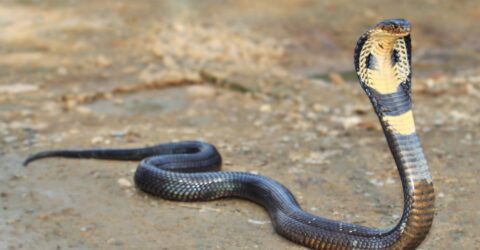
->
xmin=1 ymin=0 xmax=479 ymax=249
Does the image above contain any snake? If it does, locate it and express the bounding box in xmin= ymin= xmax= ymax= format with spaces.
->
xmin=24 ymin=19 xmax=434 ymax=249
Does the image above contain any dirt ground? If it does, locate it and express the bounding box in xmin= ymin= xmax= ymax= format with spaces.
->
xmin=1 ymin=1 xmax=479 ymax=249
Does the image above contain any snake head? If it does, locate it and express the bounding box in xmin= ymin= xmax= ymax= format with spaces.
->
xmin=369 ymin=18 xmax=411 ymax=37
xmin=354 ymin=19 xmax=413 ymax=117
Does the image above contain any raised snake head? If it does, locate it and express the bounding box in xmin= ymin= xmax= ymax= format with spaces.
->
xmin=354 ymin=19 xmax=413 ymax=125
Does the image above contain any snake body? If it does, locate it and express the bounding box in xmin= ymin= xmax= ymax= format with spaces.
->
xmin=24 ymin=19 xmax=434 ymax=249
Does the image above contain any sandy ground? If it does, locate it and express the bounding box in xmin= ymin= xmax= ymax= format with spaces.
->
xmin=1 ymin=1 xmax=479 ymax=249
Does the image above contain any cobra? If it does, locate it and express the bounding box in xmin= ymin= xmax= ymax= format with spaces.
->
xmin=24 ymin=19 xmax=434 ymax=249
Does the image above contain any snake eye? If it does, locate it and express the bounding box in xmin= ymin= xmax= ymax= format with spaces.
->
xmin=366 ymin=53 xmax=377 ymax=70
xmin=391 ymin=49 xmax=400 ymax=66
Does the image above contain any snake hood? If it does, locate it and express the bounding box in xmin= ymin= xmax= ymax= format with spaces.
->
xmin=355 ymin=19 xmax=413 ymax=119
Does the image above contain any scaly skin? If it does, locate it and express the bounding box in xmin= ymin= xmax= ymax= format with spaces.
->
xmin=24 ymin=19 xmax=434 ymax=249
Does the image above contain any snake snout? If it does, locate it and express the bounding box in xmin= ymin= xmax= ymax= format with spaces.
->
xmin=374 ymin=18 xmax=410 ymax=36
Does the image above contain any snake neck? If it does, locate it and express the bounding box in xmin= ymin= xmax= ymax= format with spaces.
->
xmin=376 ymin=72 xmax=434 ymax=249
xmin=370 ymin=47 xmax=435 ymax=248
xmin=365 ymin=77 xmax=435 ymax=249
xmin=380 ymin=118 xmax=435 ymax=249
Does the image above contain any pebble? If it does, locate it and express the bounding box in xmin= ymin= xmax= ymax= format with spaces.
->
xmin=117 ymin=178 xmax=132 ymax=188
xmin=80 ymin=224 xmax=96 ymax=232
xmin=111 ymin=130 xmax=127 ymax=138
xmin=329 ymin=72 xmax=345 ymax=85
xmin=91 ymin=171 xmax=103 ymax=179
xmin=304 ymin=150 xmax=338 ymax=164
xmin=57 ymin=67 xmax=68 ymax=75
xmin=369 ymin=179 xmax=384 ymax=187
xmin=247 ymin=219 xmax=270 ymax=225
xmin=107 ymin=238 xmax=123 ymax=246
xmin=76 ymin=106 xmax=93 ymax=115
xmin=91 ymin=136 xmax=104 ymax=145
xmin=336 ymin=116 xmax=362 ymax=129
xmin=9 ymin=121 xmax=48 ymax=131
xmin=312 ymin=103 xmax=328 ymax=112
xmin=315 ymin=124 xmax=329 ymax=135
xmin=186 ymin=85 xmax=216 ymax=98
xmin=281 ymin=136 xmax=290 ymax=142
xmin=3 ymin=135 xmax=17 ymax=144
xmin=385 ymin=177 xmax=396 ymax=184
xmin=0 ymin=83 xmax=38 ymax=94
xmin=450 ymin=110 xmax=469 ymax=122
xmin=259 ymin=104 xmax=272 ymax=112
xmin=96 ymin=55 xmax=112 ymax=68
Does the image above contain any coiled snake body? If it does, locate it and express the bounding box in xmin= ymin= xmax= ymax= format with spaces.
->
xmin=25 ymin=19 xmax=434 ymax=249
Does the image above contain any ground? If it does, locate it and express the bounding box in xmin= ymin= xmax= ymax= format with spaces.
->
xmin=1 ymin=1 xmax=479 ymax=249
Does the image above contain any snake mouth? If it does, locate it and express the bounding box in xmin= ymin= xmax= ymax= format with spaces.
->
xmin=370 ymin=18 xmax=410 ymax=37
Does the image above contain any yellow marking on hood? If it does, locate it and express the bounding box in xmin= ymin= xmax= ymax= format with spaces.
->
xmin=358 ymin=37 xmax=410 ymax=94
xmin=367 ymin=41 xmax=398 ymax=94
xmin=383 ymin=110 xmax=416 ymax=135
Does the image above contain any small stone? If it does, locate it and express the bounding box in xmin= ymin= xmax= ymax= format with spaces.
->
xmin=329 ymin=72 xmax=345 ymax=85
xmin=3 ymin=135 xmax=17 ymax=144
xmin=253 ymin=120 xmax=263 ymax=127
xmin=438 ymin=192 xmax=445 ymax=198
xmin=259 ymin=104 xmax=272 ymax=112
xmin=337 ymin=116 xmax=361 ymax=129
xmin=450 ymin=110 xmax=469 ymax=122
xmin=304 ymin=150 xmax=338 ymax=164
xmin=57 ymin=67 xmax=68 ymax=75
xmin=357 ymin=121 xmax=380 ymax=131
xmin=107 ymin=238 xmax=123 ymax=246
xmin=80 ymin=224 xmax=96 ymax=232
xmin=113 ymin=98 xmax=124 ymax=105
xmin=281 ymin=136 xmax=290 ymax=142
xmin=9 ymin=121 xmax=48 ymax=131
xmin=315 ymin=125 xmax=329 ymax=135
xmin=288 ymin=151 xmax=303 ymax=162
xmin=76 ymin=106 xmax=92 ymax=114
xmin=306 ymin=111 xmax=317 ymax=120
xmin=92 ymin=171 xmax=102 ymax=179
xmin=110 ymin=131 xmax=127 ymax=138
xmin=186 ymin=85 xmax=216 ymax=98
xmin=96 ymin=55 xmax=112 ymax=68
xmin=369 ymin=178 xmax=384 ymax=187
xmin=312 ymin=103 xmax=328 ymax=112
xmin=91 ymin=136 xmax=104 ymax=145
xmin=247 ymin=219 xmax=270 ymax=225
xmin=0 ymin=83 xmax=39 ymax=94
xmin=36 ymin=214 xmax=49 ymax=220
xmin=385 ymin=177 xmax=395 ymax=184
xmin=241 ymin=146 xmax=251 ymax=153
xmin=117 ymin=178 xmax=132 ymax=188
